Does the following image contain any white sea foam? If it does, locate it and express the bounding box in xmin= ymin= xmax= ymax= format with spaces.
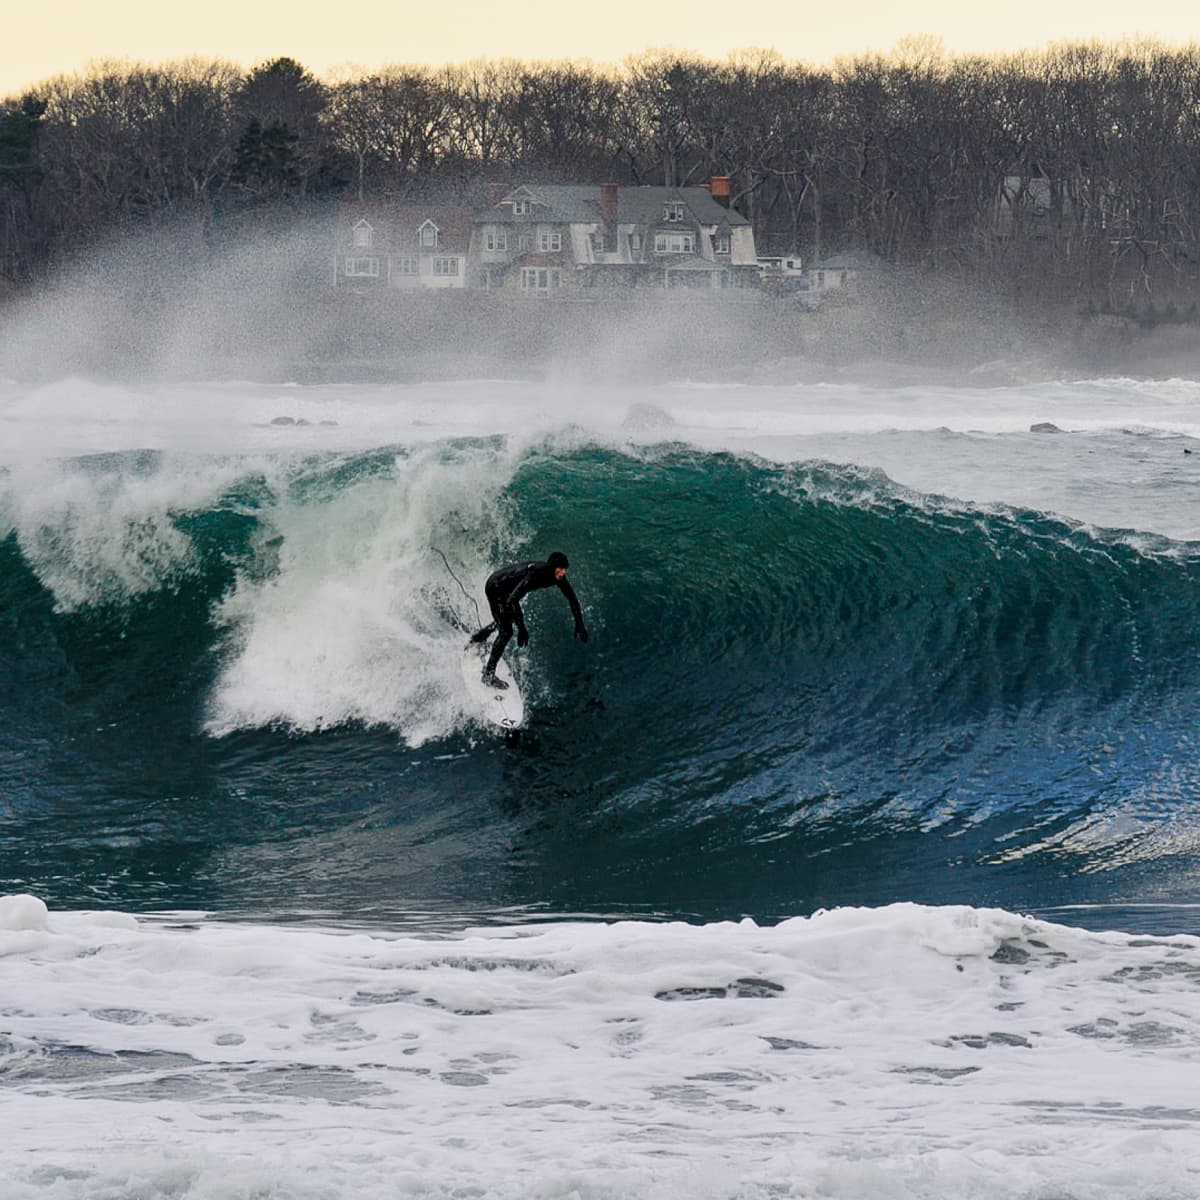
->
xmin=2 ymin=898 xmax=1199 ymax=1199
xmin=0 ymin=453 xmax=256 ymax=610
xmin=203 ymin=440 xmax=527 ymax=745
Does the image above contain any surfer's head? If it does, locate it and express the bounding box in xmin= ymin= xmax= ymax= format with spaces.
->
xmin=547 ymin=550 xmax=569 ymax=580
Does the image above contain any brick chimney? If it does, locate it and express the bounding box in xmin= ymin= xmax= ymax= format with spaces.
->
xmin=710 ymin=176 xmax=731 ymax=207
xmin=599 ymin=182 xmax=619 ymax=222
xmin=486 ymin=182 xmax=507 ymax=207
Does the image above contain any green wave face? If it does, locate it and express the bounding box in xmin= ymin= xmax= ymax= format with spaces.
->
xmin=3 ymin=443 xmax=1200 ymax=920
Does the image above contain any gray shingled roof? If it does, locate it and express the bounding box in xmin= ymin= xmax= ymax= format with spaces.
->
xmin=504 ymin=185 xmax=603 ymax=223
xmin=486 ymin=184 xmax=749 ymax=226
xmin=619 ymin=186 xmax=749 ymax=226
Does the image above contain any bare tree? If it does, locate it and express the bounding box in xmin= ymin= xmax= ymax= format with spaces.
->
xmin=620 ymin=54 xmax=707 ymax=187
xmin=325 ymin=68 xmax=451 ymax=198
xmin=442 ymin=59 xmax=522 ymax=168
xmin=503 ymin=62 xmax=620 ymax=177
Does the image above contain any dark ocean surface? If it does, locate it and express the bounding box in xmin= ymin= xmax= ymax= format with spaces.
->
xmin=4 ymin=431 xmax=1199 ymax=928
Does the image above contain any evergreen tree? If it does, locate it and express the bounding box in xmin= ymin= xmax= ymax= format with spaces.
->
xmin=0 ymin=95 xmax=47 ymax=280
xmin=231 ymin=116 xmax=301 ymax=198
xmin=0 ymin=95 xmax=46 ymax=186
xmin=231 ymin=57 xmax=328 ymax=200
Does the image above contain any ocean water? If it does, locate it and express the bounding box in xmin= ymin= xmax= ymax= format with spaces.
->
xmin=2 ymin=372 xmax=1200 ymax=1198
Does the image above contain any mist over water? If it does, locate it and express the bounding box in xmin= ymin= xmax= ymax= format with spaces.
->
xmin=3 ymin=216 xmax=1161 ymax=389
xmin=1 ymin=219 xmax=799 ymax=386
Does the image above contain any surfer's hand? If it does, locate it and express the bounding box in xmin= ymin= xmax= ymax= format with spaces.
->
xmin=575 ymin=624 xmax=589 ymax=643
xmin=517 ymin=627 xmax=530 ymax=648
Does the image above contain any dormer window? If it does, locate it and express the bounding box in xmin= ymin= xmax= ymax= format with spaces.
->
xmin=352 ymin=219 xmax=372 ymax=248
xmin=418 ymin=220 xmax=439 ymax=248
xmin=513 ymin=199 xmax=531 ymax=216
xmin=655 ymin=231 xmax=695 ymax=254
xmin=715 ymin=232 xmax=731 ymax=254
xmin=663 ymin=201 xmax=685 ymax=222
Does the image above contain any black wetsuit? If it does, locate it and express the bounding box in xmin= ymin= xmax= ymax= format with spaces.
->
xmin=471 ymin=560 xmax=586 ymax=677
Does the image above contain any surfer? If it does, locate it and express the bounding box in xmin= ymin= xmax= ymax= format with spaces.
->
xmin=470 ymin=551 xmax=588 ymax=688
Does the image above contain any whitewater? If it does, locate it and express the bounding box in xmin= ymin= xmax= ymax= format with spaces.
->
xmin=3 ymin=370 xmax=1200 ymax=1198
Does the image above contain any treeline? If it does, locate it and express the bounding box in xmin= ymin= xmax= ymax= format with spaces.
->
xmin=4 ymin=42 xmax=1200 ymax=308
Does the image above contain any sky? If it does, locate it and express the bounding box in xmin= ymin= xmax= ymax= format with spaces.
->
xmin=4 ymin=0 xmax=1197 ymax=97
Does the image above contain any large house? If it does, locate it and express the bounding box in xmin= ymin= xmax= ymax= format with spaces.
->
xmin=333 ymin=179 xmax=759 ymax=295
xmin=334 ymin=203 xmax=472 ymax=290
xmin=474 ymin=179 xmax=759 ymax=294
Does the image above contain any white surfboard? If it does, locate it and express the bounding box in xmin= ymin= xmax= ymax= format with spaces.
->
xmin=461 ymin=644 xmax=525 ymax=730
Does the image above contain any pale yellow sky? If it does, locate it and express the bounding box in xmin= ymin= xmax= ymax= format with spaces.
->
xmin=4 ymin=0 xmax=1197 ymax=97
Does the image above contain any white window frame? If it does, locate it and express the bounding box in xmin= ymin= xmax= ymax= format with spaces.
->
xmin=630 ymin=232 xmax=642 ymax=251
xmin=345 ymin=256 xmax=379 ymax=277
xmin=418 ymin=220 xmax=439 ymax=248
xmin=433 ymin=257 xmax=460 ymax=276
xmin=512 ymin=199 xmax=531 ymax=215
xmin=654 ymin=232 xmax=695 ymax=254
xmin=663 ymin=202 xmax=686 ymax=222
xmin=537 ymin=229 xmax=562 ymax=253
xmin=715 ymin=233 xmax=731 ymax=254
xmin=395 ymin=256 xmax=419 ymax=275
xmin=352 ymin=220 xmax=372 ymax=248
xmin=484 ymin=228 xmax=508 ymax=252
xmin=521 ymin=267 xmax=561 ymax=293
